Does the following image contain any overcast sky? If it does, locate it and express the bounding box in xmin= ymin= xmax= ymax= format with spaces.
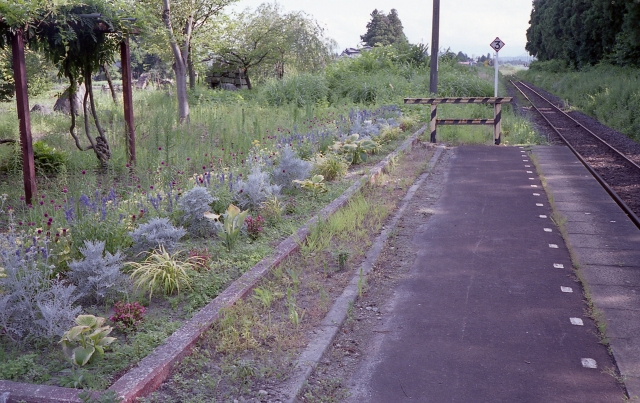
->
xmin=230 ymin=0 xmax=534 ymax=58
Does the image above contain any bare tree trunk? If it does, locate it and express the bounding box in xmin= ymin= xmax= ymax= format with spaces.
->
xmin=244 ymin=69 xmax=252 ymax=90
xmin=187 ymin=45 xmax=196 ymax=90
xmin=103 ymin=63 xmax=118 ymax=104
xmin=163 ymin=0 xmax=190 ymax=123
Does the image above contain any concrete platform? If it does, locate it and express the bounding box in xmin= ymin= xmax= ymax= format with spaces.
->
xmin=347 ymin=146 xmax=627 ymax=403
xmin=534 ymin=145 xmax=640 ymax=401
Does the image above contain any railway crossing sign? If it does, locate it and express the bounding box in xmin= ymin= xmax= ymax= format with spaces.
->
xmin=490 ymin=37 xmax=505 ymax=52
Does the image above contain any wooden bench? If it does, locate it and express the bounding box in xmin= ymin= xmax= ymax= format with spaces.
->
xmin=404 ymin=97 xmax=513 ymax=145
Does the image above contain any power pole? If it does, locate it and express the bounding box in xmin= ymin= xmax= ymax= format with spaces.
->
xmin=429 ymin=0 xmax=440 ymax=94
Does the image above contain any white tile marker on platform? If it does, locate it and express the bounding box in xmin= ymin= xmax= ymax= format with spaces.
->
xmin=544 ymin=228 xmax=553 ymax=232
xmin=561 ymin=287 xmax=573 ymax=293
xmin=581 ymin=358 xmax=597 ymax=369
xmin=554 ymin=263 xmax=564 ymax=269
xmin=570 ymin=318 xmax=584 ymax=326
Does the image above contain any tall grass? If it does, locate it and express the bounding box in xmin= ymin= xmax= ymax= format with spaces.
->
xmin=518 ymin=63 xmax=640 ymax=141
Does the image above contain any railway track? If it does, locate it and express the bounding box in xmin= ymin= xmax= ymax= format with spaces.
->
xmin=510 ymin=80 xmax=640 ymax=228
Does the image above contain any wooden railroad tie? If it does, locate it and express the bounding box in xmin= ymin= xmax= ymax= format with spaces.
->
xmin=404 ymin=97 xmax=513 ymax=145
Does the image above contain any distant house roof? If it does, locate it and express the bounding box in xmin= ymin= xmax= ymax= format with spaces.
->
xmin=340 ymin=46 xmax=373 ymax=58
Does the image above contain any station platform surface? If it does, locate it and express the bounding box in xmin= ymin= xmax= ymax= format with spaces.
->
xmin=347 ymin=145 xmax=638 ymax=403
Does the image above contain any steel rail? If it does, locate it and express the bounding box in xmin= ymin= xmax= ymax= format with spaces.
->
xmin=515 ymin=80 xmax=640 ymax=171
xmin=511 ymin=80 xmax=640 ymax=229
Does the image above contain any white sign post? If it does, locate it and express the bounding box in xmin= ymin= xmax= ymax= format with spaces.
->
xmin=489 ymin=37 xmax=505 ymax=97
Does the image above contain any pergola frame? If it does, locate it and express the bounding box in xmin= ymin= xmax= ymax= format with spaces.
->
xmin=5 ymin=23 xmax=136 ymax=205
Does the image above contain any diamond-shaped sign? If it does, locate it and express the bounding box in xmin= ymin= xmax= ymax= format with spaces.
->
xmin=490 ymin=37 xmax=505 ymax=52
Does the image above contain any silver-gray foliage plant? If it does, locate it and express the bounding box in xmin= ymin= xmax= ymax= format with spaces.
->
xmin=129 ymin=217 xmax=186 ymax=252
xmin=178 ymin=186 xmax=217 ymax=236
xmin=67 ymin=240 xmax=125 ymax=304
xmin=272 ymin=145 xmax=311 ymax=190
xmin=235 ymin=163 xmax=281 ymax=210
xmin=35 ymin=281 xmax=82 ymax=338
xmin=0 ymin=233 xmax=81 ymax=340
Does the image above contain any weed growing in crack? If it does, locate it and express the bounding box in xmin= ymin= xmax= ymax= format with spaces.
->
xmin=287 ymin=288 xmax=304 ymax=329
xmin=357 ymin=267 xmax=366 ymax=298
xmin=253 ymin=286 xmax=275 ymax=309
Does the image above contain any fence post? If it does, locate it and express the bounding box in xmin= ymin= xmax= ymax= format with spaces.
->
xmin=494 ymin=102 xmax=502 ymax=145
xmin=11 ymin=29 xmax=36 ymax=205
xmin=120 ymin=37 xmax=136 ymax=165
xmin=430 ymin=104 xmax=438 ymax=143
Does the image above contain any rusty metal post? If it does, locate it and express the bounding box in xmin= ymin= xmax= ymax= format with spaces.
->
xmin=430 ymin=104 xmax=438 ymax=143
xmin=120 ymin=37 xmax=136 ymax=165
xmin=11 ymin=29 xmax=36 ymax=205
xmin=494 ymin=102 xmax=502 ymax=145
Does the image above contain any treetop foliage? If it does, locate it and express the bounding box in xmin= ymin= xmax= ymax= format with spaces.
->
xmin=360 ymin=9 xmax=407 ymax=47
xmin=526 ymin=0 xmax=640 ymax=67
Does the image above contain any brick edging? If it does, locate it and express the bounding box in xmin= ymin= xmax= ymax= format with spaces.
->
xmin=0 ymin=125 xmax=426 ymax=403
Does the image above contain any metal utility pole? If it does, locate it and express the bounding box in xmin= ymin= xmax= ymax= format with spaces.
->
xmin=429 ymin=0 xmax=440 ymax=95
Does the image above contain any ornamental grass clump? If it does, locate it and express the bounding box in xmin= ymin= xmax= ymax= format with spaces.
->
xmin=311 ymin=152 xmax=348 ymax=181
xmin=127 ymin=246 xmax=199 ymax=298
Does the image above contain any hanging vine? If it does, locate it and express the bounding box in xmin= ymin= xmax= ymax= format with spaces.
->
xmin=1 ymin=0 xmax=135 ymax=166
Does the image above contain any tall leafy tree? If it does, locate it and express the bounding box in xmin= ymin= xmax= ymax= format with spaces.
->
xmin=526 ymin=0 xmax=636 ymax=66
xmin=360 ymin=9 xmax=407 ymax=47
xmin=209 ymin=3 xmax=333 ymax=88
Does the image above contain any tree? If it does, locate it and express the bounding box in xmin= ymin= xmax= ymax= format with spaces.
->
xmin=210 ymin=4 xmax=333 ymax=88
xmin=525 ymin=0 xmax=636 ymax=67
xmin=138 ymin=0 xmax=237 ymax=123
xmin=0 ymin=47 xmax=54 ymax=102
xmin=360 ymin=9 xmax=407 ymax=47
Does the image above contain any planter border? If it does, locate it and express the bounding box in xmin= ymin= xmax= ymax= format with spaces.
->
xmin=0 ymin=125 xmax=426 ymax=403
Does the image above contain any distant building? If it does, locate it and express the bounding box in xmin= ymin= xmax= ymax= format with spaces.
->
xmin=340 ymin=46 xmax=373 ymax=58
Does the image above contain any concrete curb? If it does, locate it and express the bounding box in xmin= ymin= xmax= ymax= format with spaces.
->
xmin=0 ymin=126 xmax=428 ymax=403
xmin=280 ymin=145 xmax=447 ymax=403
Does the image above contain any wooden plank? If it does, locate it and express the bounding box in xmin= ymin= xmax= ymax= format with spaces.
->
xmin=436 ymin=119 xmax=495 ymax=125
xmin=404 ymin=97 xmax=513 ymax=105
xmin=11 ymin=29 xmax=36 ymax=205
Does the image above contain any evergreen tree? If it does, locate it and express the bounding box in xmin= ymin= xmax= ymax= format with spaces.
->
xmin=526 ymin=0 xmax=636 ymax=66
xmin=360 ymin=9 xmax=407 ymax=47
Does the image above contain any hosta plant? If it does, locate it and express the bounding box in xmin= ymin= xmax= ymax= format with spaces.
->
xmin=127 ymin=246 xmax=200 ymax=298
xmin=215 ymin=204 xmax=249 ymax=252
xmin=293 ymin=175 xmax=328 ymax=199
xmin=59 ymin=315 xmax=116 ymax=367
xmin=330 ymin=134 xmax=379 ymax=164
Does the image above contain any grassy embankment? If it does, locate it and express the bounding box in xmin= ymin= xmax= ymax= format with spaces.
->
xmin=517 ymin=61 xmax=640 ymax=142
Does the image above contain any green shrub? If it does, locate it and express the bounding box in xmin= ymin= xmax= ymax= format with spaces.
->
xmin=1 ymin=140 xmax=68 ymax=176
xmin=311 ymin=152 xmax=348 ymax=181
xmin=261 ymin=73 xmax=329 ymax=107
